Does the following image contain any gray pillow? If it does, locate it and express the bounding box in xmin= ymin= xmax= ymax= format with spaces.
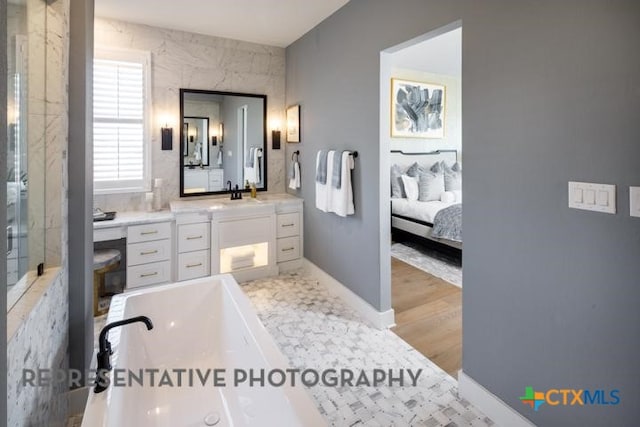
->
xmin=405 ymin=162 xmax=420 ymax=177
xmin=444 ymin=169 xmax=462 ymax=191
xmin=418 ymin=170 xmax=445 ymax=202
xmin=430 ymin=161 xmax=445 ymax=174
xmin=390 ymin=164 xmax=404 ymax=198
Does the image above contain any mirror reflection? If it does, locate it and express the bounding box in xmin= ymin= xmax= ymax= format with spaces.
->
xmin=6 ymin=0 xmax=46 ymax=299
xmin=183 ymin=116 xmax=209 ymax=167
xmin=180 ymin=89 xmax=267 ymax=196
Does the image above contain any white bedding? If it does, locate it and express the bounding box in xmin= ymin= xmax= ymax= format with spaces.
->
xmin=391 ymin=197 xmax=456 ymax=224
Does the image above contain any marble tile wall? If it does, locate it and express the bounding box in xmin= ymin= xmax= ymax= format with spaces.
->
xmin=93 ymin=19 xmax=287 ymax=212
xmin=7 ymin=269 xmax=69 ymax=427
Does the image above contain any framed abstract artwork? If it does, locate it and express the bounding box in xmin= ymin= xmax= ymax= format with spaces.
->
xmin=391 ymin=78 xmax=445 ymax=139
xmin=286 ymin=104 xmax=300 ymax=143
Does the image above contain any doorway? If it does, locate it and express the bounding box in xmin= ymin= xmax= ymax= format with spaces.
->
xmin=379 ymin=23 xmax=463 ymax=378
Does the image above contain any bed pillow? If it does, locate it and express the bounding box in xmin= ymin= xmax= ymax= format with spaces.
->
xmin=430 ymin=161 xmax=445 ymax=174
xmin=390 ymin=164 xmax=404 ymax=198
xmin=405 ymin=162 xmax=420 ymax=177
xmin=452 ymin=190 xmax=462 ymax=202
xmin=440 ymin=191 xmax=456 ymax=204
xmin=418 ymin=170 xmax=445 ymax=202
xmin=444 ymin=168 xmax=462 ymax=192
xmin=451 ymin=161 xmax=461 ymax=172
xmin=401 ymin=174 xmax=419 ymax=201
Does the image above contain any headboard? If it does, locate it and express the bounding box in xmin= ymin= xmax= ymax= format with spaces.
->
xmin=390 ymin=149 xmax=458 ymax=170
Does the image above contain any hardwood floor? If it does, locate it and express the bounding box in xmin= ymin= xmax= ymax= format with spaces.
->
xmin=390 ymin=257 xmax=462 ymax=378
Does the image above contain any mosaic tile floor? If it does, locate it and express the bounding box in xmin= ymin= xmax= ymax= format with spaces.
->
xmin=242 ymin=272 xmax=491 ymax=426
xmin=391 ymin=242 xmax=462 ymax=288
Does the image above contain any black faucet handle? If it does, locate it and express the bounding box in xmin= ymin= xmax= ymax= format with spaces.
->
xmin=96 ymin=349 xmax=112 ymax=372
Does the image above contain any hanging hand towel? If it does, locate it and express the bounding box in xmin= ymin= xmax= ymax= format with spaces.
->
xmin=217 ymin=150 xmax=223 ymax=166
xmin=288 ymin=159 xmax=301 ymax=190
xmin=315 ymin=150 xmax=333 ymax=211
xmin=328 ymin=151 xmax=355 ymax=217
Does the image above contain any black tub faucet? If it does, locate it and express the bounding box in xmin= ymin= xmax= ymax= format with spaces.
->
xmin=94 ymin=316 xmax=153 ymax=393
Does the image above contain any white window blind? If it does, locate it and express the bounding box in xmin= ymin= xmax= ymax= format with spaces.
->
xmin=93 ymin=49 xmax=151 ymax=193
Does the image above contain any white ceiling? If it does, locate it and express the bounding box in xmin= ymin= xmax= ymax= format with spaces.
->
xmin=94 ymin=0 xmax=350 ymax=48
xmin=392 ymin=28 xmax=461 ymax=77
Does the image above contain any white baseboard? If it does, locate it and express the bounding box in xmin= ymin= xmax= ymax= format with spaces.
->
xmin=302 ymin=258 xmax=395 ymax=329
xmin=458 ymin=370 xmax=535 ymax=427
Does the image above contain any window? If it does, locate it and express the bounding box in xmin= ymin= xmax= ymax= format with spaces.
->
xmin=93 ymin=48 xmax=151 ymax=193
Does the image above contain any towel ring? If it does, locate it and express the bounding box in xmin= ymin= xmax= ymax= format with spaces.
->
xmin=292 ymin=150 xmax=300 ymax=161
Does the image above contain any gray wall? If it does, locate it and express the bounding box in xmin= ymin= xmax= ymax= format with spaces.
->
xmin=68 ymin=0 xmax=94 ymax=382
xmin=1 ymin=0 xmax=9 ymax=423
xmin=285 ymin=0 xmax=640 ymax=425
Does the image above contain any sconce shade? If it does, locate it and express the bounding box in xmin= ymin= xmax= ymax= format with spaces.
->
xmin=161 ymin=127 xmax=173 ymax=150
xmin=272 ymin=130 xmax=281 ymax=150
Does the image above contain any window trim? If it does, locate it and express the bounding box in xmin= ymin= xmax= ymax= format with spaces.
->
xmin=93 ymin=47 xmax=152 ymax=195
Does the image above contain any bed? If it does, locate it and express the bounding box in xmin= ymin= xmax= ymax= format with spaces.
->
xmin=390 ymin=149 xmax=462 ymax=256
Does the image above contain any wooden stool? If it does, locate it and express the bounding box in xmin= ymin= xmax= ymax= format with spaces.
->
xmin=93 ymin=249 xmax=121 ymax=316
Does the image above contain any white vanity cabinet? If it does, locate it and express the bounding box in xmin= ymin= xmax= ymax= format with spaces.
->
xmin=126 ymin=221 xmax=172 ymax=289
xmin=208 ymin=169 xmax=224 ymax=191
xmin=211 ymin=203 xmax=278 ymax=282
xmin=183 ymin=169 xmax=209 ymax=193
xmin=169 ymin=194 xmax=304 ymax=282
xmin=275 ymin=202 xmax=304 ymax=271
xmin=176 ymin=213 xmax=211 ymax=281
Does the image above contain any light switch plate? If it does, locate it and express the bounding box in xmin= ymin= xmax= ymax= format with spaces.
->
xmin=568 ymin=181 xmax=616 ymax=214
xmin=630 ymin=187 xmax=640 ymax=218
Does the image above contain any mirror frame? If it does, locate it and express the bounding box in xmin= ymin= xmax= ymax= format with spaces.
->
xmin=183 ymin=116 xmax=209 ymax=166
xmin=179 ymin=88 xmax=268 ymax=197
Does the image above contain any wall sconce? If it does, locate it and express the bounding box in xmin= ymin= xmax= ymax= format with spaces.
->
xmin=218 ymin=123 xmax=224 ymax=143
xmin=271 ymin=118 xmax=281 ymax=150
xmin=210 ymin=126 xmax=217 ymax=146
xmin=161 ymin=126 xmax=173 ymax=150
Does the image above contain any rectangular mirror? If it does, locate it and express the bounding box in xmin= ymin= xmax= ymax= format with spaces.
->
xmin=180 ymin=89 xmax=267 ymax=197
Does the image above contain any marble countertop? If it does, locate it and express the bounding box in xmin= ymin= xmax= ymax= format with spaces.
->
xmin=170 ymin=193 xmax=302 ymax=214
xmin=93 ymin=194 xmax=302 ymax=228
xmin=93 ymin=210 xmax=174 ymax=229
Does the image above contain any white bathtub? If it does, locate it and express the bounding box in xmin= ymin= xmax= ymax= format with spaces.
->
xmin=82 ymin=274 xmax=325 ymax=427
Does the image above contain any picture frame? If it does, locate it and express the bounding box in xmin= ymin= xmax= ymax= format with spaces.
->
xmin=391 ymin=78 xmax=445 ymax=139
xmin=286 ymin=104 xmax=300 ymax=143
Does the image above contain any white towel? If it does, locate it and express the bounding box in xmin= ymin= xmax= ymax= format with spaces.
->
xmin=244 ymin=148 xmax=262 ymax=184
xmin=216 ymin=150 xmax=223 ymax=166
xmin=7 ymin=182 xmax=18 ymax=206
xmin=288 ymin=160 xmax=301 ymax=190
xmin=328 ymin=151 xmax=355 ymax=217
xmin=315 ymin=150 xmax=334 ymax=212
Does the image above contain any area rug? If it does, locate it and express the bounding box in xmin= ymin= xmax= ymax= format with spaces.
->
xmin=391 ymin=241 xmax=463 ymax=287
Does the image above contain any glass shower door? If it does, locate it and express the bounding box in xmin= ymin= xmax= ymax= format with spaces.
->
xmin=6 ymin=33 xmax=28 ymax=289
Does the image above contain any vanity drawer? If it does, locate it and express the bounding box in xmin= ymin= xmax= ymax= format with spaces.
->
xmin=276 ymin=213 xmax=300 ymax=238
xmin=127 ymin=261 xmax=171 ymax=289
xmin=178 ymin=222 xmax=210 ymax=253
xmin=276 ymin=236 xmax=300 ymax=263
xmin=178 ymin=249 xmax=210 ymax=281
xmin=127 ymin=222 xmax=171 ymax=243
xmin=127 ymin=239 xmax=171 ymax=267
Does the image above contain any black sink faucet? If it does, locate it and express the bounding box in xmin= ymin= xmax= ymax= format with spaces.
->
xmin=226 ymin=180 xmax=232 ymax=192
xmin=94 ymin=316 xmax=153 ymax=393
